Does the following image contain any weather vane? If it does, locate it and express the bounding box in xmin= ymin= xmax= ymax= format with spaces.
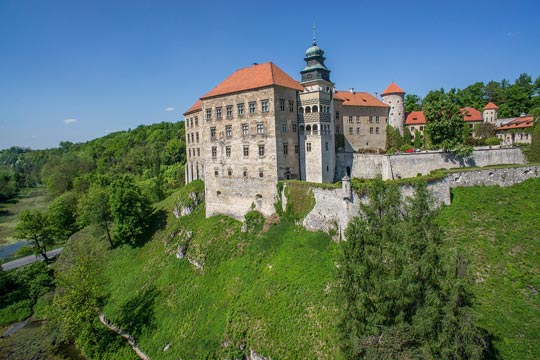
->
xmin=312 ymin=24 xmax=317 ymax=45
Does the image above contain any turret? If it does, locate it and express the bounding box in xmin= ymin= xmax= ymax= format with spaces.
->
xmin=381 ymin=82 xmax=406 ymax=134
xmin=483 ymin=102 xmax=499 ymax=124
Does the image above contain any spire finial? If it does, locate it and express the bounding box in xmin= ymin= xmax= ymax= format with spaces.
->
xmin=312 ymin=24 xmax=317 ymax=46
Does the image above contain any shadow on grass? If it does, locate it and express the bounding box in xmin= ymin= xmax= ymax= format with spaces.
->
xmin=116 ymin=286 xmax=159 ymax=338
xmin=128 ymin=208 xmax=168 ymax=249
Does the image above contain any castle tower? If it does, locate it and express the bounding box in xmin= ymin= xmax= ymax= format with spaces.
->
xmin=298 ymin=38 xmax=335 ymax=183
xmin=381 ymin=82 xmax=406 ymax=134
xmin=483 ymin=102 xmax=499 ymax=124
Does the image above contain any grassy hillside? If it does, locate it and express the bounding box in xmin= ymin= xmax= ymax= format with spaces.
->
xmin=99 ymin=181 xmax=342 ymax=359
xmin=437 ymin=178 xmax=540 ymax=359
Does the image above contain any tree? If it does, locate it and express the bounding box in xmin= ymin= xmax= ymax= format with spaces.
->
xmin=15 ymin=210 xmax=55 ymax=262
xmin=475 ymin=122 xmax=496 ymax=140
xmin=403 ymin=127 xmax=412 ymax=145
xmin=78 ymin=185 xmax=114 ymax=248
xmin=109 ymin=175 xmax=151 ymax=246
xmin=423 ymin=89 xmax=465 ymax=150
xmin=385 ymin=125 xmax=403 ymax=152
xmin=527 ymin=125 xmax=540 ymax=163
xmin=339 ymin=178 xmax=491 ymax=359
xmin=48 ymin=191 xmax=80 ymax=242
xmin=414 ymin=129 xmax=423 ymax=149
xmin=404 ymin=94 xmax=422 ymax=113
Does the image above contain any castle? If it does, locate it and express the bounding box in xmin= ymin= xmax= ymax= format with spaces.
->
xmin=182 ymin=40 xmax=531 ymax=219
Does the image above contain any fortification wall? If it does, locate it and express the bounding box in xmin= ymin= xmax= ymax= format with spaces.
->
xmin=303 ymin=165 xmax=540 ymax=239
xmin=349 ymin=147 xmax=525 ymax=180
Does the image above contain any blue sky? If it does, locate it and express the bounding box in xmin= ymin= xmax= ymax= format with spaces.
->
xmin=1 ymin=0 xmax=539 ymax=149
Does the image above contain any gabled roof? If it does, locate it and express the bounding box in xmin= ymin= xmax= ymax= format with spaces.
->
xmin=183 ymin=99 xmax=202 ymax=116
xmin=461 ymin=107 xmax=483 ymax=122
xmin=497 ymin=115 xmax=534 ymax=131
xmin=405 ymin=111 xmax=426 ymax=125
xmin=201 ymin=62 xmax=304 ymax=99
xmin=381 ymin=82 xmax=405 ymax=96
xmin=484 ymin=102 xmax=499 ymax=110
xmin=334 ymin=91 xmax=389 ymax=108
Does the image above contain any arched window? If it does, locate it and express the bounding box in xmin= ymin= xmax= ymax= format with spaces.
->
xmin=299 ymin=107 xmax=304 ymax=114
xmin=312 ymin=105 xmax=318 ymax=113
xmin=306 ymin=124 xmax=312 ymax=134
xmin=312 ymin=124 xmax=318 ymax=135
xmin=305 ymin=106 xmax=311 ymax=113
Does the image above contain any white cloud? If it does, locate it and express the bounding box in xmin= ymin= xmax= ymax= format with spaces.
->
xmin=164 ymin=107 xmax=175 ymax=112
xmin=64 ymin=118 xmax=78 ymax=124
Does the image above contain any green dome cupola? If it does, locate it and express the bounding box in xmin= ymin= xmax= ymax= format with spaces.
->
xmin=301 ymin=39 xmax=331 ymax=84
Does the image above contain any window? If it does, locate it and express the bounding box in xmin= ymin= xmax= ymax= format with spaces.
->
xmin=376 ymin=116 xmax=380 ymax=123
xmin=259 ymin=170 xmax=264 ymax=178
xmin=226 ymin=105 xmax=233 ymax=118
xmin=283 ymin=143 xmax=288 ymax=154
xmin=282 ymin=123 xmax=287 ymax=133
xmin=292 ymin=123 xmax=297 ymax=132
xmin=289 ymin=100 xmax=294 ymax=112
xmin=226 ymin=146 xmax=231 ymax=157
xmin=349 ymin=127 xmax=353 ymax=135
xmin=356 ymin=127 xmax=360 ymax=135
xmin=312 ymin=124 xmax=318 ymax=135
xmin=261 ymin=100 xmax=269 ymax=112
xmin=325 ymin=142 xmax=328 ymax=151
xmin=225 ymin=125 xmax=232 ymax=138
xmin=206 ymin=109 xmax=212 ymax=120
xmin=216 ymin=107 xmax=222 ymax=119
xmin=257 ymin=123 xmax=264 ymax=134
xmin=249 ymin=102 xmax=256 ymax=113
xmin=295 ymin=145 xmax=299 ymax=153
xmin=214 ymin=169 xmax=219 ymax=176
xmin=188 ymin=148 xmax=191 ymax=157
xmin=243 ymin=145 xmax=249 ymax=157
xmin=210 ymin=127 xmax=216 ymax=139
xmin=370 ymin=127 xmax=374 ymax=134
xmin=211 ymin=146 xmax=217 ymax=159
xmin=312 ymin=105 xmax=318 ymax=113
xmin=420 ymin=126 xmax=424 ymax=131
xmin=306 ymin=142 xmax=312 ymax=152
xmin=348 ymin=116 xmax=353 ymax=124
xmin=242 ymin=124 xmax=249 ymax=135
xmin=197 ymin=148 xmax=200 ymax=157
xmin=356 ymin=116 xmax=361 ymax=124
xmin=279 ymin=99 xmax=285 ymax=111
xmin=375 ymin=127 xmax=379 ymax=134
xmin=335 ymin=111 xmax=340 ymax=120
xmin=369 ymin=116 xmax=373 ymax=123
xmin=191 ymin=133 xmax=194 ymax=143
xmin=336 ymin=125 xmax=340 ymax=134
xmin=187 ymin=134 xmax=190 ymax=144
xmin=300 ymin=125 xmax=304 ymax=135
xmin=258 ymin=144 xmax=265 ymax=156
xmin=194 ymin=116 xmax=198 ymax=126
xmin=190 ymin=118 xmax=193 ymax=127
xmin=196 ymin=132 xmax=199 ymax=142
xmin=243 ymin=169 xmax=248 ymax=177
xmin=299 ymin=107 xmax=304 ymax=114
xmin=227 ymin=169 xmax=232 ymax=176
xmin=237 ymin=103 xmax=244 ymax=116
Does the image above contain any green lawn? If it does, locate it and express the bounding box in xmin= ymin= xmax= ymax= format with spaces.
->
xmin=437 ymin=178 xmax=540 ymax=359
xmin=0 ymin=188 xmax=50 ymax=245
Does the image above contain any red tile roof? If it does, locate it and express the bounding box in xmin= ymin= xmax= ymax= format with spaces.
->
xmin=334 ymin=90 xmax=389 ymax=108
xmin=381 ymin=82 xmax=405 ymax=95
xmin=484 ymin=102 xmax=499 ymax=110
xmin=201 ymin=62 xmax=304 ymax=99
xmin=405 ymin=111 xmax=426 ymax=125
xmin=497 ymin=116 xmax=534 ymax=131
xmin=461 ymin=107 xmax=483 ymax=122
xmin=183 ymin=99 xmax=202 ymax=116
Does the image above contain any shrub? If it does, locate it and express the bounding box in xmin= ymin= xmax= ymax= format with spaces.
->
xmin=485 ymin=137 xmax=501 ymax=146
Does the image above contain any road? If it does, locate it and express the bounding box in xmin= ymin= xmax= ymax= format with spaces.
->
xmin=1 ymin=247 xmax=63 ymax=271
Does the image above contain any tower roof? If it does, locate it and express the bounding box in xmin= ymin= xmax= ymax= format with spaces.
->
xmin=334 ymin=91 xmax=389 ymax=108
xmin=484 ymin=102 xmax=499 ymax=110
xmin=381 ymin=82 xmax=405 ymax=96
xmin=201 ymin=62 xmax=303 ymax=99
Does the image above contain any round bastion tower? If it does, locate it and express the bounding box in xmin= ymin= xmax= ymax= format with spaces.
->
xmin=381 ymin=82 xmax=406 ymax=135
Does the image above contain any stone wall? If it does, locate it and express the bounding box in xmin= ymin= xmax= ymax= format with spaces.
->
xmin=303 ymin=165 xmax=540 ymax=239
xmin=349 ymin=147 xmax=526 ymax=180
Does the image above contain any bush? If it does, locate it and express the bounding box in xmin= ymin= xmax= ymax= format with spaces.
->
xmin=399 ymin=144 xmax=414 ymax=152
xmin=485 ymin=137 xmax=501 ymax=146
xmin=244 ymin=209 xmax=265 ymax=234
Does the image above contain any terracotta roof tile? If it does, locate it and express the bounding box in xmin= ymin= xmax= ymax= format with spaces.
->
xmin=334 ymin=90 xmax=389 ymax=108
xmin=404 ymin=111 xmax=426 ymax=125
xmin=381 ymin=82 xmax=405 ymax=95
xmin=183 ymin=99 xmax=202 ymax=116
xmin=201 ymin=62 xmax=303 ymax=99
xmin=497 ymin=115 xmax=534 ymax=130
xmin=461 ymin=107 xmax=483 ymax=122
xmin=483 ymin=102 xmax=499 ymax=110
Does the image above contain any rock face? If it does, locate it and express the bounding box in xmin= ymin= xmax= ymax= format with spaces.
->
xmin=173 ymin=191 xmax=204 ymax=218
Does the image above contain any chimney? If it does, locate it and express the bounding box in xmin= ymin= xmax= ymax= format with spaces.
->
xmin=348 ymin=88 xmax=354 ymax=94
